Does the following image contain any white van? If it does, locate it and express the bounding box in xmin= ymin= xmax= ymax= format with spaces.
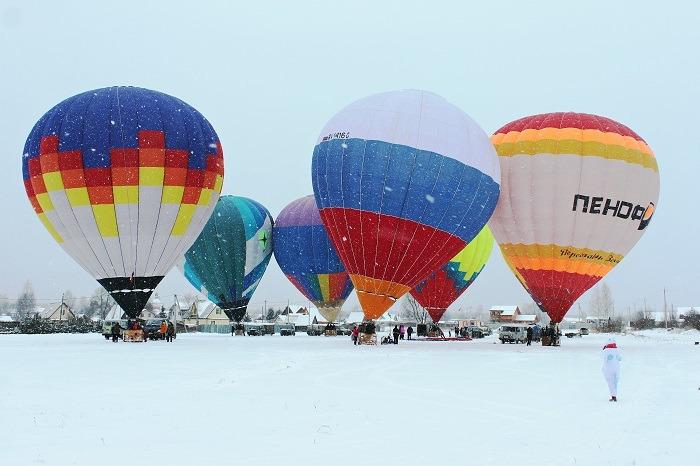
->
xmin=499 ymin=325 xmax=527 ymax=344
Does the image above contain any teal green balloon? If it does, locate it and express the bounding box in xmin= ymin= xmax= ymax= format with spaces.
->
xmin=182 ymin=195 xmax=273 ymax=322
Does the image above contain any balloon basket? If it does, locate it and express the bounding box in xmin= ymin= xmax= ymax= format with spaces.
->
xmin=541 ymin=335 xmax=560 ymax=347
xmin=324 ymin=323 xmax=338 ymax=336
xmin=123 ymin=330 xmax=145 ymax=342
xmin=357 ymin=321 xmax=377 ymax=345
xmin=358 ymin=332 xmax=377 ymax=345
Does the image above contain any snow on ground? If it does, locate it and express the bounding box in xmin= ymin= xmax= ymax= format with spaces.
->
xmin=1 ymin=330 xmax=698 ymax=466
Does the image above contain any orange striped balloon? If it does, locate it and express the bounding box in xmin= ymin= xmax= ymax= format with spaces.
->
xmin=488 ymin=113 xmax=659 ymax=323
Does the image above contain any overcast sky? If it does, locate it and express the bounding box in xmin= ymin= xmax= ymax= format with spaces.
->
xmin=1 ymin=0 xmax=697 ymax=315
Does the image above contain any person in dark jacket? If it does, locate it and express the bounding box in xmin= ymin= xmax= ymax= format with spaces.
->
xmin=111 ymin=321 xmax=121 ymax=343
xmin=407 ymin=326 xmax=413 ymax=340
xmin=166 ymin=321 xmax=175 ymax=342
xmin=526 ymin=326 xmax=533 ymax=346
xmin=392 ymin=325 xmax=400 ymax=345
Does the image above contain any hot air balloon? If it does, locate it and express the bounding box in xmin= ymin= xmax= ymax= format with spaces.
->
xmin=312 ymin=90 xmax=501 ymax=321
xmin=182 ymin=195 xmax=273 ymax=322
xmin=21 ymin=87 xmax=224 ymax=318
xmin=273 ymin=195 xmax=354 ymax=323
xmin=411 ymin=225 xmax=494 ymax=323
xmin=489 ymin=113 xmax=659 ymax=323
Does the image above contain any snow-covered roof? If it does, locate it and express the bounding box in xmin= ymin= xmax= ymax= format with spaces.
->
xmin=515 ymin=314 xmax=537 ymax=322
xmin=677 ymin=307 xmax=698 ymax=315
xmin=193 ymin=300 xmax=220 ymax=319
xmin=377 ymin=313 xmax=399 ymax=322
xmin=275 ymin=312 xmax=313 ymax=325
xmin=490 ymin=305 xmax=519 ymax=315
xmin=39 ymin=303 xmax=72 ymax=319
xmin=0 ymin=314 xmax=15 ymax=322
xmin=104 ymin=305 xmax=126 ymax=321
xmin=344 ymin=310 xmax=365 ymax=323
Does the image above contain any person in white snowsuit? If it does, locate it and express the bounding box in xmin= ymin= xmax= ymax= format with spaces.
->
xmin=602 ymin=338 xmax=622 ymax=401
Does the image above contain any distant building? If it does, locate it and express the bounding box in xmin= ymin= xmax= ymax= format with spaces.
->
xmin=344 ymin=310 xmax=366 ymax=324
xmin=274 ymin=305 xmax=325 ymax=331
xmin=38 ymin=303 xmax=75 ymax=321
xmin=490 ymin=306 xmax=521 ymax=322
xmin=183 ymin=299 xmax=228 ymax=326
xmin=514 ymin=314 xmax=539 ymax=325
xmin=104 ymin=305 xmax=126 ymax=320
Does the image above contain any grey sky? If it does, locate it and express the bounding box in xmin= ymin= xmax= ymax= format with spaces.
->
xmin=1 ymin=0 xmax=697 ymax=315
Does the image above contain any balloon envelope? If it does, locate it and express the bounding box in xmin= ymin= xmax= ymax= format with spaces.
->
xmin=411 ymin=225 xmax=494 ymax=323
xmin=182 ymin=195 xmax=273 ymax=322
xmin=21 ymin=87 xmax=224 ymax=318
xmin=273 ymin=195 xmax=353 ymax=322
xmin=312 ymin=90 xmax=500 ymax=320
xmin=488 ymin=112 xmax=659 ymax=323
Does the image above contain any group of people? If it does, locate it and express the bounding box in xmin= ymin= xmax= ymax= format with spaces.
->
xmin=110 ymin=319 xmax=175 ymax=342
xmin=451 ymin=326 xmax=470 ymax=338
xmin=350 ymin=324 xmax=414 ymax=345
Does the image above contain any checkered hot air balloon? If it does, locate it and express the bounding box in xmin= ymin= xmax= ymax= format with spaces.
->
xmin=312 ymin=90 xmax=501 ymax=321
xmin=273 ymin=195 xmax=354 ymax=323
xmin=181 ymin=195 xmax=273 ymax=323
xmin=21 ymin=87 xmax=224 ymax=318
xmin=488 ymin=113 xmax=660 ymax=323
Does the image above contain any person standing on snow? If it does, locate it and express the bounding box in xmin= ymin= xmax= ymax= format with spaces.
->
xmin=602 ymin=338 xmax=622 ymax=401
xmin=407 ymin=326 xmax=413 ymax=340
xmin=111 ymin=321 xmax=121 ymax=343
xmin=526 ymin=326 xmax=533 ymax=346
xmin=392 ymin=325 xmax=400 ymax=344
xmin=351 ymin=325 xmax=359 ymax=345
xmin=166 ymin=321 xmax=175 ymax=342
xmin=399 ymin=324 xmax=406 ymax=340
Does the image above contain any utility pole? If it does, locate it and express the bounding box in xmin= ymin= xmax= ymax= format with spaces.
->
xmin=663 ymin=288 xmax=668 ymax=329
xmin=60 ymin=293 xmax=64 ymax=322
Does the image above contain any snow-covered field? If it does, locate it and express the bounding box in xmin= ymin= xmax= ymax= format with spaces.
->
xmin=1 ymin=330 xmax=698 ymax=466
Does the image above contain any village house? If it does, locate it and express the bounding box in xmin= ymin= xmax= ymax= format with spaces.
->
xmin=489 ymin=305 xmax=521 ymax=322
xmin=183 ymin=299 xmax=228 ymax=327
xmin=39 ymin=303 xmax=76 ymax=321
xmin=514 ymin=314 xmax=539 ymax=325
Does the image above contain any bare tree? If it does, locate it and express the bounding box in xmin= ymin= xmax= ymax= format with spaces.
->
xmin=16 ymin=281 xmax=36 ymax=320
xmin=400 ymin=294 xmax=430 ymax=324
xmin=0 ymin=294 xmax=11 ymax=315
xmin=588 ymin=282 xmax=614 ymax=320
xmin=600 ymin=283 xmax=614 ymax=318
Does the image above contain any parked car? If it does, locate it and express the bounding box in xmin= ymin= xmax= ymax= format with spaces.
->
xmin=480 ymin=326 xmax=493 ymax=336
xmin=143 ymin=319 xmax=166 ymax=340
xmin=580 ymin=327 xmax=590 ymax=335
xmin=467 ymin=326 xmax=484 ymax=339
xmin=246 ymin=326 xmax=263 ymax=336
xmin=101 ymin=319 xmax=129 ymax=340
xmin=499 ymin=325 xmax=527 ymax=344
xmin=279 ymin=324 xmax=296 ymax=336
